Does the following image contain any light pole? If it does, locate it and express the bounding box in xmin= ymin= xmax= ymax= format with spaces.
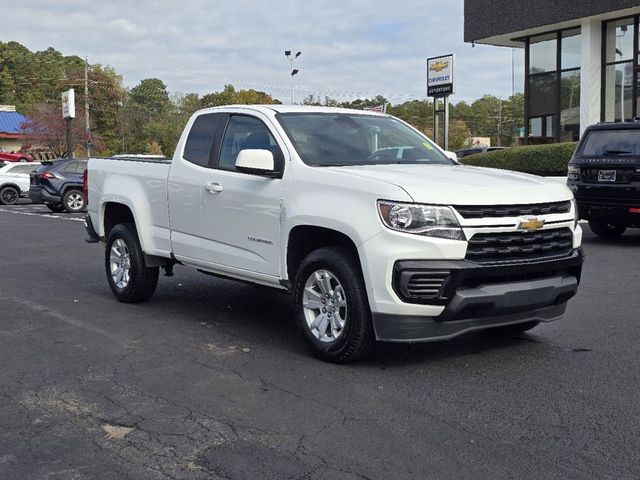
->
xmin=285 ymin=50 xmax=301 ymax=104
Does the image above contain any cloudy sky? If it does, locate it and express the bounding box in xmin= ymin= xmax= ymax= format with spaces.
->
xmin=3 ymin=0 xmax=521 ymax=104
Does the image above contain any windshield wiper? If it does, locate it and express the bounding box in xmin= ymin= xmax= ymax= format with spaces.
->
xmin=310 ymin=163 xmax=351 ymax=167
xmin=602 ymin=149 xmax=633 ymax=156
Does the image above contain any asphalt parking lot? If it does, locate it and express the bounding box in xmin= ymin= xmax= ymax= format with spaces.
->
xmin=1 ymin=203 xmax=639 ymax=480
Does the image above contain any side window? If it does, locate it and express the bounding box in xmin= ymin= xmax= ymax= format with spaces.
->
xmin=183 ymin=113 xmax=228 ymax=167
xmin=15 ymin=164 xmax=36 ymax=174
xmin=218 ymin=115 xmax=283 ymax=172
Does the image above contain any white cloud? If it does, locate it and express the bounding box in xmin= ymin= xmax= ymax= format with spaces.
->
xmin=1 ymin=0 xmax=517 ymax=104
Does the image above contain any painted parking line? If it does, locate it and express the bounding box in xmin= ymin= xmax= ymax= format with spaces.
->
xmin=0 ymin=205 xmax=85 ymax=222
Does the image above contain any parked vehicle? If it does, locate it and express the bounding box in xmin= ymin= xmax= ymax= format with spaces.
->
xmin=29 ymin=158 xmax=88 ymax=213
xmin=0 ymin=146 xmax=34 ymax=163
xmin=86 ymin=106 xmax=584 ymax=362
xmin=456 ymin=146 xmax=508 ymax=158
xmin=567 ymin=122 xmax=640 ymax=238
xmin=0 ymin=162 xmax=40 ymax=205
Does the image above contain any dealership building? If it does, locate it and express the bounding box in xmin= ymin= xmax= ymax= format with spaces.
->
xmin=465 ymin=0 xmax=640 ymax=143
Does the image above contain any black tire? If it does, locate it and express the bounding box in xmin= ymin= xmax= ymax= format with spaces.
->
xmin=487 ymin=321 xmax=540 ymax=336
xmin=293 ymin=247 xmax=375 ymax=362
xmin=0 ymin=186 xmax=20 ymax=205
xmin=62 ymin=189 xmax=86 ymax=213
xmin=588 ymin=220 xmax=626 ymax=238
xmin=105 ymin=223 xmax=159 ymax=303
xmin=18 ymin=157 xmax=28 ymax=163
xmin=46 ymin=203 xmax=65 ymax=213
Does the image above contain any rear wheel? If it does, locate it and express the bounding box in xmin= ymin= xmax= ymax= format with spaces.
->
xmin=588 ymin=220 xmax=626 ymax=238
xmin=63 ymin=189 xmax=86 ymax=213
xmin=293 ymin=247 xmax=375 ymax=362
xmin=46 ymin=203 xmax=65 ymax=213
xmin=105 ymin=223 xmax=159 ymax=303
xmin=0 ymin=186 xmax=19 ymax=205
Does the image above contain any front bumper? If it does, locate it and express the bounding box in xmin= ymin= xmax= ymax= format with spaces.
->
xmin=366 ymin=246 xmax=584 ymax=342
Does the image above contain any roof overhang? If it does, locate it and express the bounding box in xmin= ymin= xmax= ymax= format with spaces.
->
xmin=466 ymin=3 xmax=640 ymax=47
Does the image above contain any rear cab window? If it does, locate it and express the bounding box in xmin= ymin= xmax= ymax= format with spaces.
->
xmin=183 ymin=113 xmax=229 ymax=167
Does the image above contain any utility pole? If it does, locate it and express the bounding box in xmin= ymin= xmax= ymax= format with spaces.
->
xmin=496 ymin=99 xmax=503 ymax=147
xmin=85 ymin=58 xmax=91 ymax=158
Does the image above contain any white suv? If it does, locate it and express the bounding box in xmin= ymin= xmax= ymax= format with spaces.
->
xmin=0 ymin=162 xmax=40 ymax=205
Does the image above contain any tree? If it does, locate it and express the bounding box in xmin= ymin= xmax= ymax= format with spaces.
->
xmin=21 ymin=103 xmax=104 ymax=157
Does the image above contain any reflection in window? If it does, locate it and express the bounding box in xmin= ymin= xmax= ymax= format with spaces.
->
xmin=605 ymin=19 xmax=634 ymax=64
xmin=560 ymin=70 xmax=580 ymax=141
xmin=604 ymin=62 xmax=634 ymax=122
xmin=561 ymin=30 xmax=581 ymax=70
xmin=529 ymin=73 xmax=557 ymax=117
xmin=529 ymin=33 xmax=557 ymax=74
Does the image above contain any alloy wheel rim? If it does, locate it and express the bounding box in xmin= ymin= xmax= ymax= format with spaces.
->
xmin=302 ymin=269 xmax=347 ymax=343
xmin=2 ymin=189 xmax=18 ymax=204
xmin=67 ymin=192 xmax=83 ymax=210
xmin=110 ymin=239 xmax=131 ymax=289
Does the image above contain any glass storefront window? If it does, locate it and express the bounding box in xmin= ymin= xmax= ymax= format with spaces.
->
xmin=604 ymin=63 xmax=634 ymax=122
xmin=560 ymin=70 xmax=581 ymax=141
xmin=605 ymin=19 xmax=635 ymax=64
xmin=529 ymin=72 xmax=557 ymax=117
xmin=561 ymin=30 xmax=581 ymax=70
xmin=529 ymin=33 xmax=557 ymax=74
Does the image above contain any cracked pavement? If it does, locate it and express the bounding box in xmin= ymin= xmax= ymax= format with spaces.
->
xmin=1 ymin=205 xmax=640 ymax=479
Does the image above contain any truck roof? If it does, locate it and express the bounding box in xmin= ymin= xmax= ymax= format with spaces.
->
xmin=587 ymin=121 xmax=640 ymax=131
xmin=197 ymin=105 xmax=387 ymax=116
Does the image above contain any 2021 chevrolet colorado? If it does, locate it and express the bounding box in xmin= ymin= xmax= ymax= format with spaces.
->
xmin=85 ymin=105 xmax=584 ymax=362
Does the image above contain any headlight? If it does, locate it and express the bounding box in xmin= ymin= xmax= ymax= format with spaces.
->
xmin=377 ymin=201 xmax=465 ymax=240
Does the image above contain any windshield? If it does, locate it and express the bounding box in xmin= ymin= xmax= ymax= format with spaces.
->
xmin=276 ymin=113 xmax=453 ymax=167
xmin=580 ymin=129 xmax=640 ymax=156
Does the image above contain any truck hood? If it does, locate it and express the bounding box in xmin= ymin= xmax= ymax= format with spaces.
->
xmin=327 ymin=164 xmax=572 ymax=205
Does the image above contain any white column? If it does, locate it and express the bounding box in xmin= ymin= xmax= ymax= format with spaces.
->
xmin=580 ymin=19 xmax=602 ymax=136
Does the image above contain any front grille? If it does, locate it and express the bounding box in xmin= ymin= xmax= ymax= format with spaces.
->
xmin=393 ymin=269 xmax=450 ymax=303
xmin=466 ymin=228 xmax=573 ymax=263
xmin=454 ymin=201 xmax=571 ymax=219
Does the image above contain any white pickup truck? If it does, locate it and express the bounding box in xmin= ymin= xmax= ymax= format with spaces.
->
xmin=85 ymin=105 xmax=584 ymax=362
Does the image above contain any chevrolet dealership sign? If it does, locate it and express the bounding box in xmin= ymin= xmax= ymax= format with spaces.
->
xmin=427 ymin=55 xmax=454 ymax=97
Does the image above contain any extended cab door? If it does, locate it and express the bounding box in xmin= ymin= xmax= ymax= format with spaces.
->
xmin=168 ymin=111 xmax=284 ymax=279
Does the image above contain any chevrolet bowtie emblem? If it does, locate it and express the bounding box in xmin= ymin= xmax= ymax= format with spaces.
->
xmin=518 ymin=218 xmax=545 ymax=232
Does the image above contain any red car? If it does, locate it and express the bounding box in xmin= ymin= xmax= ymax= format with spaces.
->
xmin=0 ymin=147 xmax=34 ymax=163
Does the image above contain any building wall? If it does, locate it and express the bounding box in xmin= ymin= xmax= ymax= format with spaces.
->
xmin=0 ymin=138 xmax=24 ymax=152
xmin=465 ymin=0 xmax=639 ymax=42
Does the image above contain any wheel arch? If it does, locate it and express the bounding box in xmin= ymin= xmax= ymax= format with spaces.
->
xmin=286 ymin=225 xmax=362 ymax=283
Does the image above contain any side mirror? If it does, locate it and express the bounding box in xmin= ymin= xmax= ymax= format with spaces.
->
xmin=235 ymin=149 xmax=277 ymax=177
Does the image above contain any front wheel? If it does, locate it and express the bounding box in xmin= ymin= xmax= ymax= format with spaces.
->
xmin=63 ymin=189 xmax=86 ymax=213
xmin=0 ymin=186 xmax=20 ymax=205
xmin=293 ymin=247 xmax=375 ymax=362
xmin=588 ymin=220 xmax=626 ymax=238
xmin=105 ymin=223 xmax=159 ymax=303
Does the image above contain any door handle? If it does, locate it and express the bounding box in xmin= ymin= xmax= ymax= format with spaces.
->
xmin=204 ymin=182 xmax=223 ymax=193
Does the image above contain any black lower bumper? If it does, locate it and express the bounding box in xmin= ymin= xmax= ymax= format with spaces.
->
xmin=577 ymin=203 xmax=640 ymax=227
xmin=29 ymin=187 xmax=61 ymax=205
xmin=373 ymin=249 xmax=584 ymax=342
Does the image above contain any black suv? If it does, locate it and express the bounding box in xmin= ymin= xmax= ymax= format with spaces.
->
xmin=29 ymin=158 xmax=88 ymax=213
xmin=567 ymin=122 xmax=640 ymax=238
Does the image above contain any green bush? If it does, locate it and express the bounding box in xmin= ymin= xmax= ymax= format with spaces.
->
xmin=461 ymin=142 xmax=578 ymax=176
